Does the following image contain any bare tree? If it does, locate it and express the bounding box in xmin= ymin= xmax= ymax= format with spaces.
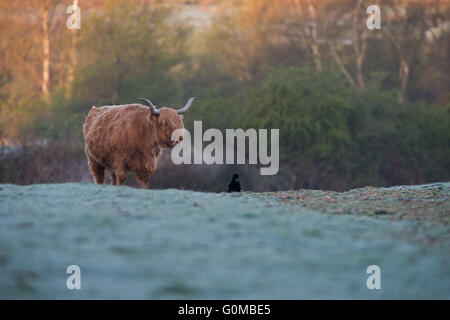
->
xmin=383 ymin=0 xmax=436 ymax=103
xmin=291 ymin=0 xmax=323 ymax=72
xmin=325 ymin=0 xmax=379 ymax=90
xmin=40 ymin=2 xmax=51 ymax=96
xmin=66 ymin=0 xmax=80 ymax=98
xmin=352 ymin=0 xmax=368 ymax=89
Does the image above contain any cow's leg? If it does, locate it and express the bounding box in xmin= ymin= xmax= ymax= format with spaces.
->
xmin=115 ymin=167 xmax=127 ymax=186
xmin=88 ymin=159 xmax=105 ymax=184
xmin=110 ymin=171 xmax=117 ymax=185
xmin=136 ymin=171 xmax=149 ymax=189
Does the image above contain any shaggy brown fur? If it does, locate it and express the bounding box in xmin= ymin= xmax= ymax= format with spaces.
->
xmin=83 ymin=104 xmax=184 ymax=188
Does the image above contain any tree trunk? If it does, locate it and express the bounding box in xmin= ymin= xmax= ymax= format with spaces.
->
xmin=41 ymin=6 xmax=50 ymax=96
xmin=308 ymin=2 xmax=322 ymax=72
xmin=329 ymin=43 xmax=357 ymax=88
xmin=398 ymin=58 xmax=409 ymax=104
xmin=66 ymin=0 xmax=79 ymax=98
xmin=293 ymin=0 xmax=322 ymax=72
xmin=356 ymin=49 xmax=366 ymax=90
xmin=352 ymin=0 xmax=366 ymax=90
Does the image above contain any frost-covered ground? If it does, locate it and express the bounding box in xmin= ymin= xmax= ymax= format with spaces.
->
xmin=263 ymin=182 xmax=450 ymax=224
xmin=0 ymin=183 xmax=449 ymax=299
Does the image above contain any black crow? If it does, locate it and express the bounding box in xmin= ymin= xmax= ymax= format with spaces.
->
xmin=228 ymin=173 xmax=241 ymax=192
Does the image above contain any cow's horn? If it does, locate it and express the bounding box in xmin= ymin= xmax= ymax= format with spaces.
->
xmin=138 ymin=98 xmax=160 ymax=115
xmin=176 ymin=97 xmax=199 ymax=114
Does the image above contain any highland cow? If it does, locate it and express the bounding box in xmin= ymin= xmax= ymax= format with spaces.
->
xmin=83 ymin=97 xmax=198 ymax=188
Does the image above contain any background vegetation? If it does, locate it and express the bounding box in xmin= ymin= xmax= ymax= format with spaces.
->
xmin=0 ymin=0 xmax=449 ymax=191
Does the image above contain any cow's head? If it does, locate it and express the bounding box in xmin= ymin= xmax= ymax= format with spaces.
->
xmin=138 ymin=97 xmax=198 ymax=148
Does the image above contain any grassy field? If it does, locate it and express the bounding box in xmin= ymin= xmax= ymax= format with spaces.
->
xmin=0 ymin=182 xmax=449 ymax=299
